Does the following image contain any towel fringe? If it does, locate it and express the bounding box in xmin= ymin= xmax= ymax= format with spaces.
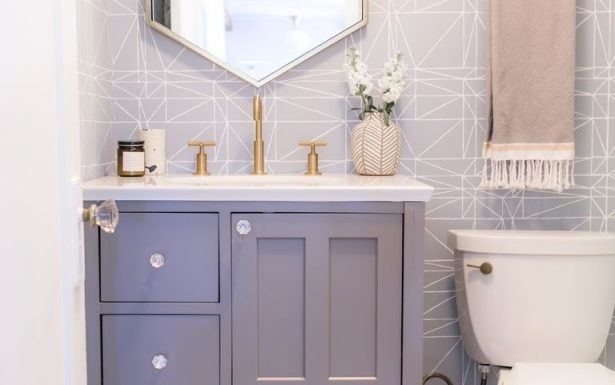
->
xmin=481 ymin=159 xmax=574 ymax=192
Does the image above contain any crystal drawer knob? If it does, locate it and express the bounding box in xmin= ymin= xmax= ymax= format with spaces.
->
xmin=151 ymin=354 xmax=168 ymax=370
xmin=149 ymin=253 xmax=165 ymax=269
xmin=236 ymin=220 xmax=252 ymax=235
xmin=82 ymin=199 xmax=119 ymax=233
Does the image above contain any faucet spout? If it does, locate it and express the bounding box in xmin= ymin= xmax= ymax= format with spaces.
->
xmin=253 ymin=94 xmax=263 ymax=126
xmin=252 ymin=94 xmax=266 ymax=175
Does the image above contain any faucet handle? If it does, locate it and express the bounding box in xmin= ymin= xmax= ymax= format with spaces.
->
xmin=188 ymin=141 xmax=216 ymax=150
xmin=188 ymin=141 xmax=216 ymax=176
xmin=299 ymin=141 xmax=327 ymax=175
xmin=299 ymin=141 xmax=327 ymax=150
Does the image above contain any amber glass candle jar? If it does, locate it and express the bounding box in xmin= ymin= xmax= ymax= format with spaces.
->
xmin=117 ymin=141 xmax=145 ymax=177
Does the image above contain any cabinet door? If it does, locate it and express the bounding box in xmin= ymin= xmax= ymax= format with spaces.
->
xmin=232 ymin=214 xmax=402 ymax=385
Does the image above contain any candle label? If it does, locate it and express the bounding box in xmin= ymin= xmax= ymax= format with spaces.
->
xmin=122 ymin=152 xmax=145 ymax=172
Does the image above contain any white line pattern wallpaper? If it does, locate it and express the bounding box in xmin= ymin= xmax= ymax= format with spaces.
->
xmin=77 ymin=0 xmax=615 ymax=383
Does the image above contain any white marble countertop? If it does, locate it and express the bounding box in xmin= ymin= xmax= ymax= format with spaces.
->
xmin=81 ymin=174 xmax=433 ymax=202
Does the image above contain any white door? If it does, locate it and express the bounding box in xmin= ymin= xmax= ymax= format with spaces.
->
xmin=0 ymin=1 xmax=86 ymax=385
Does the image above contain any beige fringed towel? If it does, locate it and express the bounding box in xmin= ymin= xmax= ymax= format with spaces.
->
xmin=482 ymin=0 xmax=576 ymax=192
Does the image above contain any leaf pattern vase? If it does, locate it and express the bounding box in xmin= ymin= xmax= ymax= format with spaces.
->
xmin=351 ymin=112 xmax=402 ymax=176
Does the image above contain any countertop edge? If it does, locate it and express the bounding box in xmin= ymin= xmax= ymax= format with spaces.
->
xmin=82 ymin=189 xmax=434 ymax=202
xmin=81 ymin=175 xmax=434 ymax=202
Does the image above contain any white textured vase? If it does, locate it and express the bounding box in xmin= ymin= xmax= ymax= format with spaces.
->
xmin=351 ymin=112 xmax=402 ymax=176
xmin=138 ymin=128 xmax=166 ymax=175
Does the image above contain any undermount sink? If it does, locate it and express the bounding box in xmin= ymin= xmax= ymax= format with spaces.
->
xmin=169 ymin=174 xmax=343 ymax=186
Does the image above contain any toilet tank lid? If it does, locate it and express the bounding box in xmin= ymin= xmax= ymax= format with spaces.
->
xmin=447 ymin=230 xmax=615 ymax=255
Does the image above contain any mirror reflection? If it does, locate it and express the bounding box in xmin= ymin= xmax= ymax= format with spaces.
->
xmin=151 ymin=0 xmax=364 ymax=83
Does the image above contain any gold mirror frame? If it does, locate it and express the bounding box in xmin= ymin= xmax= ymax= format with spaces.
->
xmin=145 ymin=1 xmax=368 ymax=88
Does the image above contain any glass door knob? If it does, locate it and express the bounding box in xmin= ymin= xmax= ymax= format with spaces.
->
xmin=149 ymin=253 xmax=165 ymax=269
xmin=236 ymin=220 xmax=252 ymax=235
xmin=83 ymin=199 xmax=119 ymax=234
xmin=151 ymin=354 xmax=168 ymax=370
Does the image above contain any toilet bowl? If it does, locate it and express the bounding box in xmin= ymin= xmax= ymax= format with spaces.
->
xmin=498 ymin=363 xmax=615 ymax=385
xmin=447 ymin=230 xmax=615 ymax=385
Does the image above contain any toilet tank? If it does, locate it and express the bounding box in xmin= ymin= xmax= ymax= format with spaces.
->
xmin=448 ymin=230 xmax=615 ymax=367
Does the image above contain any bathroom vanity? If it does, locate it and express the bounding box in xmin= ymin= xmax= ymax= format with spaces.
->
xmin=82 ymin=174 xmax=432 ymax=385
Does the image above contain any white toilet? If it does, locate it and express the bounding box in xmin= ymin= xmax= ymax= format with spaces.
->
xmin=448 ymin=230 xmax=615 ymax=385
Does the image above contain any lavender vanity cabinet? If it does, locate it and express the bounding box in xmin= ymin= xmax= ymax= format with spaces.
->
xmin=84 ymin=202 xmax=425 ymax=385
xmin=232 ymin=213 xmax=402 ymax=385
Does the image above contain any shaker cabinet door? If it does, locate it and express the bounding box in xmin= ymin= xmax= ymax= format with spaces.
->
xmin=231 ymin=214 xmax=402 ymax=385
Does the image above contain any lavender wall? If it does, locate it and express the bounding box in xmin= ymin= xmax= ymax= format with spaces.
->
xmin=78 ymin=0 xmax=114 ymax=179
xmin=77 ymin=0 xmax=615 ymax=384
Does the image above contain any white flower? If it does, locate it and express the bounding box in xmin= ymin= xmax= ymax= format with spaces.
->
xmin=344 ymin=48 xmax=410 ymax=119
xmin=344 ymin=48 xmax=373 ymax=97
xmin=378 ymin=52 xmax=408 ymax=104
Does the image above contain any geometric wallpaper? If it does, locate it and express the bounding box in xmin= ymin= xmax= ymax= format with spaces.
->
xmin=77 ymin=0 xmax=615 ymax=384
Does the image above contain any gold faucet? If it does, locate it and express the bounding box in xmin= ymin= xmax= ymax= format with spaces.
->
xmin=299 ymin=140 xmax=327 ymax=175
xmin=188 ymin=141 xmax=216 ymax=176
xmin=252 ymin=94 xmax=266 ymax=175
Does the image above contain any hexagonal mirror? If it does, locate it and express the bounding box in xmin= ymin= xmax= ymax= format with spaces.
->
xmin=147 ymin=0 xmax=367 ymax=87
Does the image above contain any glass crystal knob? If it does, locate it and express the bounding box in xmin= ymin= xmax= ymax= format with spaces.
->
xmin=83 ymin=199 xmax=119 ymax=234
xmin=236 ymin=220 xmax=252 ymax=235
xmin=149 ymin=253 xmax=165 ymax=269
xmin=151 ymin=354 xmax=168 ymax=370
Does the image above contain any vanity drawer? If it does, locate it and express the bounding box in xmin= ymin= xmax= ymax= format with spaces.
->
xmin=102 ymin=315 xmax=220 ymax=385
xmin=100 ymin=213 xmax=219 ymax=302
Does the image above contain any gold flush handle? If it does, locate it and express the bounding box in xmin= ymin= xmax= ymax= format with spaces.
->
xmin=299 ymin=141 xmax=327 ymax=175
xmin=188 ymin=141 xmax=216 ymax=176
xmin=467 ymin=262 xmax=493 ymax=275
